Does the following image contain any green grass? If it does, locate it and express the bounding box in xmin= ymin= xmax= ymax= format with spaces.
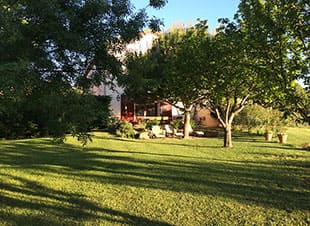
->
xmin=0 ymin=128 xmax=309 ymax=225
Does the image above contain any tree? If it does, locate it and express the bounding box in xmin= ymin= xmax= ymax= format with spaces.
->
xmin=199 ymin=22 xmax=264 ymax=147
xmin=123 ymin=0 xmax=308 ymax=147
xmin=202 ymin=0 xmax=309 ymax=147
xmin=236 ymin=0 xmax=309 ymax=90
xmin=234 ymin=104 xmax=284 ymax=133
xmin=281 ymin=83 xmax=310 ymax=125
xmin=122 ymin=22 xmax=274 ymax=146
xmin=122 ymin=25 xmax=211 ymax=139
xmin=0 ymin=0 xmax=167 ymax=142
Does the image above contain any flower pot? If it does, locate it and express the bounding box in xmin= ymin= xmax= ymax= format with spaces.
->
xmin=278 ymin=134 xmax=288 ymax=144
xmin=264 ymin=133 xmax=273 ymax=141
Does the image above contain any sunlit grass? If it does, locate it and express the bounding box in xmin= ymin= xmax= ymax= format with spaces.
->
xmin=0 ymin=128 xmax=309 ymax=225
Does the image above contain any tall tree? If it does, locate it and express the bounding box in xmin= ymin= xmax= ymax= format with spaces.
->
xmin=234 ymin=0 xmax=309 ymax=126
xmin=236 ymin=0 xmax=309 ymax=89
xmin=200 ymin=21 xmax=265 ymax=147
xmin=0 ymin=0 xmax=167 ymax=89
xmin=122 ymin=25 xmax=211 ymax=138
xmin=0 ymin=0 xmax=167 ymax=141
xmin=281 ymin=83 xmax=310 ymax=125
xmin=203 ymin=0 xmax=309 ymax=147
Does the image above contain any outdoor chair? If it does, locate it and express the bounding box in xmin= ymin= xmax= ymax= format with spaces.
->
xmin=151 ymin=125 xmax=166 ymax=138
xmin=164 ymin=124 xmax=183 ymax=138
xmin=189 ymin=125 xmax=205 ymax=137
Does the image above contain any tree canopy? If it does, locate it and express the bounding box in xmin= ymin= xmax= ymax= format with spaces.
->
xmin=122 ymin=0 xmax=309 ymax=147
xmin=236 ymin=0 xmax=309 ymax=89
xmin=200 ymin=0 xmax=309 ymax=146
xmin=122 ymin=25 xmax=212 ymax=138
xmin=0 ymin=0 xmax=167 ymax=142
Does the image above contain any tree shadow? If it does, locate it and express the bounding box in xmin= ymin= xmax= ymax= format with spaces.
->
xmin=0 ymin=138 xmax=309 ymax=225
xmin=95 ymin=135 xmax=222 ymax=148
xmin=0 ymin=174 xmax=172 ymax=226
xmin=233 ymin=136 xmax=273 ymax=143
xmin=256 ymin=144 xmax=302 ymax=151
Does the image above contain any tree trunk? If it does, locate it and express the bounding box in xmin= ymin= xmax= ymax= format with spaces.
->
xmin=223 ymin=124 xmax=233 ymax=148
xmin=183 ymin=110 xmax=191 ymax=139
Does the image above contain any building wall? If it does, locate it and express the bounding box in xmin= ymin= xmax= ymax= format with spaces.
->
xmin=90 ymin=32 xmax=219 ymax=127
xmin=194 ymin=106 xmax=219 ymax=127
xmin=91 ymin=32 xmax=158 ymax=119
xmin=90 ymin=83 xmax=123 ymax=118
xmin=126 ymin=32 xmax=157 ymax=53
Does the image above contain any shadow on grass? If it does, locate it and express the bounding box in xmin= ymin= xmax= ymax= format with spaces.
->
xmin=256 ymin=144 xmax=302 ymax=151
xmin=0 ymin=174 xmax=171 ymax=226
xmin=94 ymin=135 xmax=222 ymax=148
xmin=0 ymin=138 xmax=309 ymax=225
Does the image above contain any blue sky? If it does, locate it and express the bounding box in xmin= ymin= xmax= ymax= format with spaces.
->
xmin=132 ymin=0 xmax=241 ymax=31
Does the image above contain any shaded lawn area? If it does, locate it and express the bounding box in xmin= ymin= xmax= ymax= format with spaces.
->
xmin=0 ymin=128 xmax=309 ymax=225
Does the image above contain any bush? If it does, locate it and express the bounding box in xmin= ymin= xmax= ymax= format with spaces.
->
xmin=234 ymin=104 xmax=287 ymax=134
xmin=134 ymin=120 xmax=147 ymax=131
xmin=171 ymin=118 xmax=183 ymax=130
xmin=115 ymin=121 xmax=137 ymax=138
xmin=171 ymin=118 xmax=196 ymax=130
xmin=145 ymin=119 xmax=160 ymax=130
xmin=0 ymin=84 xmax=111 ymax=143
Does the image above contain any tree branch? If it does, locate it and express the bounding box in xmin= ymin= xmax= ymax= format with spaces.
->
xmin=215 ymin=108 xmax=226 ymax=127
xmin=225 ymin=98 xmax=230 ymax=123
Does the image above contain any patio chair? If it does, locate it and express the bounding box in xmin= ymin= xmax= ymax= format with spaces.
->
xmin=151 ymin=125 xmax=166 ymax=138
xmin=189 ymin=124 xmax=204 ymax=137
xmin=164 ymin=124 xmax=183 ymax=138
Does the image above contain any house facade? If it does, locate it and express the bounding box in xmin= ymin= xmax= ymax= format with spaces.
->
xmin=90 ymin=31 xmax=219 ymax=126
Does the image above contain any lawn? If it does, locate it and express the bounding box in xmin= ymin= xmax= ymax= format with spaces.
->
xmin=0 ymin=128 xmax=309 ymax=225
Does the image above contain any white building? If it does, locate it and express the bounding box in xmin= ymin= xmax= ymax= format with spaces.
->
xmin=90 ymin=31 xmax=218 ymax=127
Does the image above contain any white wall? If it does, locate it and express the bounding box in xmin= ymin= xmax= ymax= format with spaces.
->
xmin=91 ymin=32 xmax=158 ymax=118
xmin=126 ymin=32 xmax=157 ymax=53
xmin=106 ymin=85 xmax=123 ymax=118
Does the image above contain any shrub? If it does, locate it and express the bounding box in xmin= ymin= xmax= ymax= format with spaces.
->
xmin=145 ymin=119 xmax=160 ymax=130
xmin=190 ymin=119 xmax=196 ymax=129
xmin=234 ymin=104 xmax=286 ymax=134
xmin=171 ymin=118 xmax=196 ymax=130
xmin=171 ymin=118 xmax=183 ymax=130
xmin=0 ymin=86 xmax=111 ymax=144
xmin=115 ymin=121 xmax=137 ymax=138
xmin=135 ymin=120 xmax=147 ymax=131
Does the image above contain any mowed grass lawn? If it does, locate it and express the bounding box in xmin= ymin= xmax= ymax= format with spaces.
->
xmin=0 ymin=128 xmax=309 ymax=226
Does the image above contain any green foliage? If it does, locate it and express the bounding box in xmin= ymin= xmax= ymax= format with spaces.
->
xmin=281 ymin=84 xmax=310 ymax=125
xmin=234 ymin=105 xmax=284 ymax=134
xmin=171 ymin=118 xmax=196 ymax=130
xmin=90 ymin=96 xmax=112 ymax=129
xmin=135 ymin=120 xmax=147 ymax=131
xmin=236 ymin=0 xmax=309 ymax=91
xmin=199 ymin=0 xmax=308 ymax=146
xmin=171 ymin=118 xmax=184 ymax=130
xmin=145 ymin=119 xmax=160 ymax=130
xmin=190 ymin=118 xmax=197 ymax=129
xmin=0 ymin=80 xmax=111 ymax=143
xmin=0 ymin=0 xmax=166 ymax=143
xmin=115 ymin=121 xmax=137 ymax=138
xmin=132 ymin=119 xmax=160 ymax=132
xmin=149 ymin=0 xmax=167 ymax=9
xmin=122 ymin=26 xmax=211 ymax=138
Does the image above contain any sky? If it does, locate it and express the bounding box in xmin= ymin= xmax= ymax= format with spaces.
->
xmin=131 ymin=0 xmax=241 ymax=31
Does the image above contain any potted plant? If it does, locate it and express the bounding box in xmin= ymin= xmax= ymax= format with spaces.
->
xmin=277 ymin=127 xmax=288 ymax=144
xmin=264 ymin=130 xmax=273 ymax=141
